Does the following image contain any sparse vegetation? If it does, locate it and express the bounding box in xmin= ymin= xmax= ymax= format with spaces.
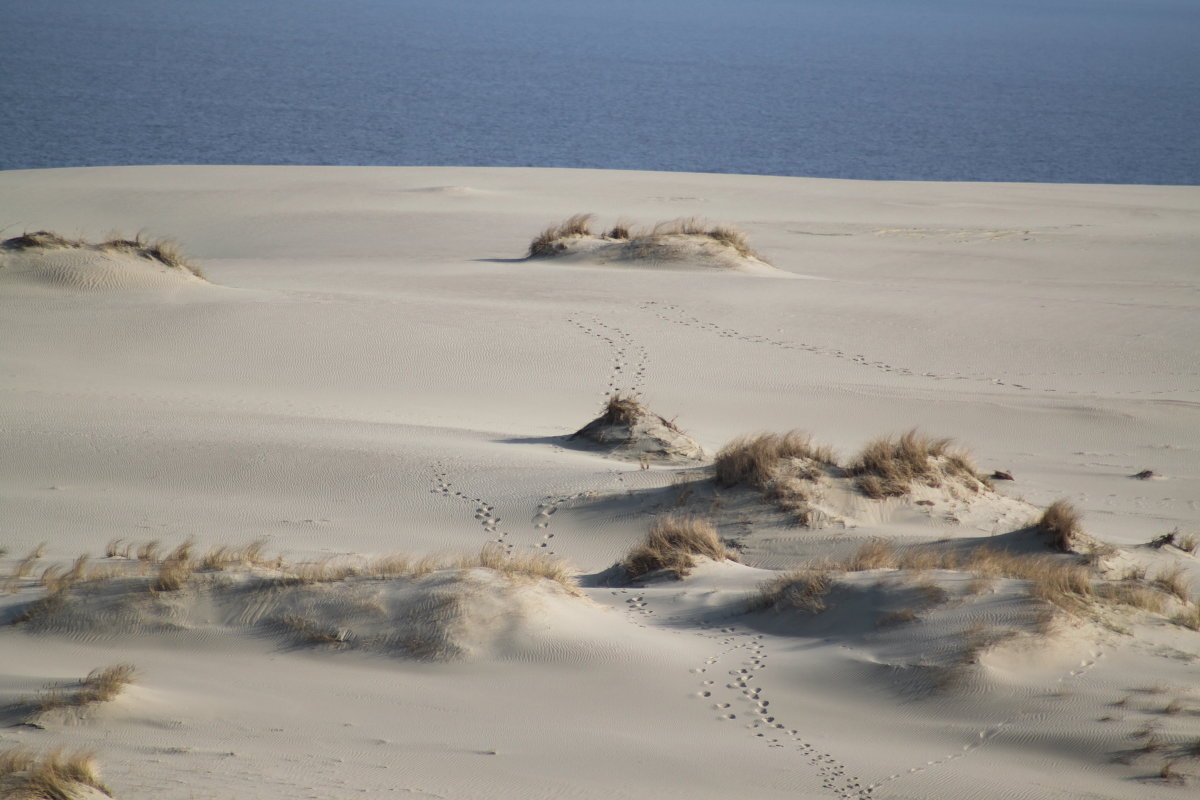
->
xmin=1154 ymin=566 xmax=1193 ymax=603
xmin=570 ymin=393 xmax=704 ymax=463
xmin=846 ymin=429 xmax=985 ymax=499
xmin=33 ymin=664 xmax=136 ymax=716
xmin=1 ymin=230 xmax=204 ymax=279
xmin=455 ymin=545 xmax=579 ymax=593
xmin=591 ymin=392 xmax=650 ymax=429
xmin=750 ymin=569 xmax=831 ymax=614
xmin=525 ymin=214 xmax=765 ymax=262
xmin=527 ymin=213 xmax=595 ymax=257
xmin=0 ymin=748 xmax=111 ymax=799
xmin=713 ymin=431 xmax=836 ymax=525
xmin=623 ymin=515 xmax=734 ymax=581
xmin=1172 ymin=603 xmax=1200 ymax=630
xmin=715 ymin=431 xmax=836 ymax=489
xmin=1035 ymin=499 xmax=1083 ymax=553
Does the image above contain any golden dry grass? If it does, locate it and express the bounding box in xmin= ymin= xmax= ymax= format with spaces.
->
xmin=714 ymin=431 xmax=835 ymax=489
xmin=1172 ymin=603 xmax=1200 ymax=630
xmin=596 ymin=392 xmax=646 ymax=428
xmin=2 ymin=229 xmax=204 ymax=279
xmin=1154 ymin=566 xmax=1193 ymax=602
xmin=199 ymin=540 xmax=269 ymax=571
xmin=1036 ymin=499 xmax=1083 ymax=553
xmin=846 ymin=429 xmax=981 ymax=499
xmin=0 ymin=748 xmax=110 ymax=798
xmin=749 ymin=569 xmax=831 ymax=613
xmin=623 ymin=515 xmax=733 ymax=580
xmin=455 ymin=545 xmax=579 ymax=593
xmin=525 ymin=215 xmax=764 ymax=261
xmin=527 ymin=213 xmax=595 ymax=257
xmin=34 ymin=664 xmax=137 ymax=715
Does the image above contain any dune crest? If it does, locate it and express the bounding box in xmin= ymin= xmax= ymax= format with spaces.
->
xmin=0 ymin=231 xmax=206 ymax=290
xmin=525 ymin=214 xmax=781 ymax=274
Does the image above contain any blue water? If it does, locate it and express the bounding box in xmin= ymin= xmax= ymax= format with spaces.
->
xmin=2 ymin=0 xmax=1198 ymax=183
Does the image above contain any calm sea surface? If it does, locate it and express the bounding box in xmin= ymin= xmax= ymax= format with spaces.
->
xmin=2 ymin=0 xmax=1198 ymax=183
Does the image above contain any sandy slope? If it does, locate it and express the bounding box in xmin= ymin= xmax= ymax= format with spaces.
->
xmin=0 ymin=166 xmax=1198 ymax=799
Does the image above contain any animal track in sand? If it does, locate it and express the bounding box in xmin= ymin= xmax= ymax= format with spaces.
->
xmin=430 ymin=465 xmax=512 ymax=552
xmin=639 ymin=301 xmax=1039 ymax=392
xmin=868 ymin=644 xmax=1109 ymax=793
xmin=690 ymin=624 xmax=872 ymax=799
xmin=567 ymin=314 xmax=649 ymax=398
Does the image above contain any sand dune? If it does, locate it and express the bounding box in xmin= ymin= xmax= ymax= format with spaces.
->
xmin=0 ymin=165 xmax=1198 ymax=798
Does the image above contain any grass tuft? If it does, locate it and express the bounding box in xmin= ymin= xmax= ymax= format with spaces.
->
xmin=525 ymin=215 xmax=765 ymax=262
xmin=2 ymin=229 xmax=204 ymax=279
xmin=0 ymin=748 xmax=110 ymax=798
xmin=846 ymin=429 xmax=980 ymax=498
xmin=527 ymin=213 xmax=594 ymax=257
xmin=623 ymin=515 xmax=734 ymax=581
xmin=1154 ymin=566 xmax=1193 ymax=603
xmin=455 ymin=545 xmax=579 ymax=593
xmin=1036 ymin=500 xmax=1083 ymax=553
xmin=715 ymin=431 xmax=835 ymax=489
xmin=749 ymin=569 xmax=831 ymax=613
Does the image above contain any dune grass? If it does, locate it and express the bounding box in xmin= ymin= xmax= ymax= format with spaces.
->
xmin=525 ymin=214 xmax=765 ymax=261
xmin=33 ymin=664 xmax=136 ymax=716
xmin=713 ymin=431 xmax=836 ymax=525
xmin=715 ymin=431 xmax=836 ymax=489
xmin=846 ymin=429 xmax=983 ymax=499
xmin=592 ymin=392 xmax=647 ymax=428
xmin=1 ymin=229 xmax=204 ymax=280
xmin=623 ymin=515 xmax=734 ymax=581
xmin=1036 ymin=499 xmax=1083 ymax=553
xmin=0 ymin=748 xmax=110 ymax=798
xmin=527 ymin=213 xmax=595 ymax=257
xmin=749 ymin=569 xmax=831 ymax=613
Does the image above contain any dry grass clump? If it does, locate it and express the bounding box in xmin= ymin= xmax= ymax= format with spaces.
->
xmin=715 ymin=431 xmax=836 ymax=489
xmin=525 ymin=214 xmax=764 ymax=261
xmin=1036 ymin=499 xmax=1083 ymax=553
xmin=199 ymin=540 xmax=269 ymax=571
xmin=0 ymin=748 xmax=110 ymax=798
xmin=826 ymin=541 xmax=1189 ymax=620
xmin=846 ymin=430 xmax=982 ymax=499
xmin=527 ymin=213 xmax=595 ymax=257
xmin=845 ymin=540 xmax=897 ymax=572
xmin=623 ymin=515 xmax=734 ymax=581
xmin=455 ymin=545 xmax=579 ymax=593
xmin=35 ymin=665 xmax=136 ymax=714
xmin=4 ymin=544 xmax=47 ymax=593
xmin=1097 ymin=581 xmax=1168 ymax=614
xmin=150 ymin=541 xmax=196 ymax=592
xmin=749 ymin=569 xmax=831 ymax=614
xmin=1172 ymin=603 xmax=1200 ymax=631
xmin=0 ymin=231 xmax=79 ymax=251
xmin=1 ymin=230 xmax=204 ymax=279
xmin=714 ymin=431 xmax=835 ymax=524
xmin=594 ymin=392 xmax=648 ymax=428
xmin=1153 ymin=566 xmax=1193 ymax=603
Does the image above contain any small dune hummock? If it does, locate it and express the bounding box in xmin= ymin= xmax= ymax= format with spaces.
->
xmin=570 ymin=393 xmax=706 ymax=463
xmin=846 ymin=429 xmax=990 ymax=499
xmin=524 ymin=214 xmax=776 ymax=273
xmin=0 ymin=230 xmax=206 ymax=289
xmin=10 ymin=542 xmax=597 ymax=663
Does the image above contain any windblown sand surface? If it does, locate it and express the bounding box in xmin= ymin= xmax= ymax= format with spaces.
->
xmin=1 ymin=166 xmax=1198 ymax=798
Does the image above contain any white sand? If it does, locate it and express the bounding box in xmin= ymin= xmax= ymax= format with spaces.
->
xmin=0 ymin=165 xmax=1198 ymax=798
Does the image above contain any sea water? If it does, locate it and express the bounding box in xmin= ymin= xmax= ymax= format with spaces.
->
xmin=1 ymin=0 xmax=1197 ymax=183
